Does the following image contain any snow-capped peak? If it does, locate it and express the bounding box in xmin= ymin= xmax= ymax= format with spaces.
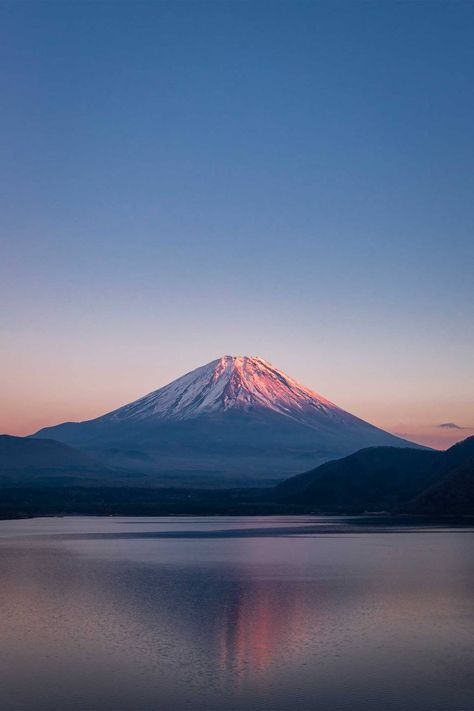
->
xmin=105 ymin=355 xmax=350 ymax=429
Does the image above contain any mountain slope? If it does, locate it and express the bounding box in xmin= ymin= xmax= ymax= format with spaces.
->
xmin=0 ymin=435 xmax=95 ymax=469
xmin=406 ymin=437 xmax=474 ymax=515
xmin=275 ymin=436 xmax=474 ymax=513
xmin=406 ymin=458 xmax=474 ymax=515
xmin=0 ymin=435 xmax=103 ymax=486
xmin=101 ymin=356 xmax=369 ymax=427
xmin=427 ymin=435 xmax=474 ymax=479
xmin=274 ymin=447 xmax=440 ymax=511
xmin=33 ymin=355 xmax=421 ymax=485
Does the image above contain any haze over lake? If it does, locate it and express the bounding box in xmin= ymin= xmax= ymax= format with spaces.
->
xmin=0 ymin=516 xmax=472 ymax=711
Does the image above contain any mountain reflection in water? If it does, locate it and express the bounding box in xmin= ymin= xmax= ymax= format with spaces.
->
xmin=0 ymin=516 xmax=472 ymax=711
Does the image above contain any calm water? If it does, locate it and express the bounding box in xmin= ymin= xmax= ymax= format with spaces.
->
xmin=0 ymin=516 xmax=472 ymax=711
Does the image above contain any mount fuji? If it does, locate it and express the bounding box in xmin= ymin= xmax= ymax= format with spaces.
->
xmin=33 ymin=356 xmax=421 ymax=485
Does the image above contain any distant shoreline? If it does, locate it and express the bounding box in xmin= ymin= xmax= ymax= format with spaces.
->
xmin=0 ymin=488 xmax=472 ymax=526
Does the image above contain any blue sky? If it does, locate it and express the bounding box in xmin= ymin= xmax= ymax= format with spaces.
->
xmin=1 ymin=0 xmax=473 ymax=446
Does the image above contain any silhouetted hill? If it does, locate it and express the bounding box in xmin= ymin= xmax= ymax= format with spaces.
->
xmin=406 ymin=457 xmax=474 ymax=515
xmin=405 ymin=437 xmax=474 ymax=515
xmin=273 ymin=447 xmax=440 ymax=512
xmin=428 ymin=435 xmax=474 ymax=478
xmin=1 ymin=436 xmax=473 ymax=519
xmin=275 ymin=437 xmax=474 ymax=514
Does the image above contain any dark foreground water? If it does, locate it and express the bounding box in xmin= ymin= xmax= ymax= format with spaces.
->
xmin=0 ymin=517 xmax=472 ymax=711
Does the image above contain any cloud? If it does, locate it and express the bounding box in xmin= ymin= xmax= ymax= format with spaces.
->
xmin=437 ymin=422 xmax=465 ymax=430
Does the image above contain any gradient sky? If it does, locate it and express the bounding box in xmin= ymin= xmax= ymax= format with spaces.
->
xmin=1 ymin=0 xmax=473 ymax=448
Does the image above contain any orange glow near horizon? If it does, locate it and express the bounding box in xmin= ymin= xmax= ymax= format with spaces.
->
xmin=1 ymin=356 xmax=472 ymax=450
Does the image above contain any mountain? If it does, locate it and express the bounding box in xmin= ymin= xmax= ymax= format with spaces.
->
xmin=275 ymin=436 xmax=474 ymax=513
xmin=407 ymin=458 xmax=474 ymax=515
xmin=406 ymin=437 xmax=474 ymax=515
xmin=32 ymin=355 xmax=421 ymax=485
xmin=274 ymin=447 xmax=440 ymax=511
xmin=426 ymin=435 xmax=474 ymax=479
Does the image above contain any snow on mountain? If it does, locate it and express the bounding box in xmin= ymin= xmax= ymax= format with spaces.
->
xmin=105 ymin=355 xmax=347 ymax=428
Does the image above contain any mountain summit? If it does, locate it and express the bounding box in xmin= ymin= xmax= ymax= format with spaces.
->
xmin=106 ymin=355 xmax=350 ymax=426
xmin=33 ymin=356 xmax=421 ymax=485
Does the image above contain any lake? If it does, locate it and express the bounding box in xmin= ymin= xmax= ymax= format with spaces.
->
xmin=0 ymin=516 xmax=472 ymax=711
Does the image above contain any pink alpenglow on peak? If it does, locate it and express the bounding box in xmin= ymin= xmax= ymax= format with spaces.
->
xmin=107 ymin=355 xmax=340 ymax=426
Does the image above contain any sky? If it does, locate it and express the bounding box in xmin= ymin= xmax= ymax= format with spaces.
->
xmin=1 ymin=0 xmax=473 ymax=449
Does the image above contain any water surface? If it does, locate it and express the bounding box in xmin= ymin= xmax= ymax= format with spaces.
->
xmin=0 ymin=516 xmax=472 ymax=711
